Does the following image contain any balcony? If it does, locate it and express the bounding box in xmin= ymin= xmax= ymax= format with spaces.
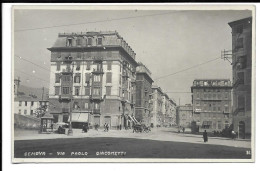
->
xmin=62 ymin=68 xmax=72 ymax=74
xmin=92 ymin=109 xmax=101 ymax=114
xmin=93 ymin=56 xmax=103 ymax=62
xmin=59 ymin=94 xmax=72 ymax=101
xmin=62 ymin=108 xmax=70 ymax=113
xmin=92 ymin=68 xmax=104 ymax=74
xmin=90 ymin=94 xmax=102 ymax=101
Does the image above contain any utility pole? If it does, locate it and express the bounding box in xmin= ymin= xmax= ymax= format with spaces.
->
xmin=68 ymin=56 xmax=74 ymax=136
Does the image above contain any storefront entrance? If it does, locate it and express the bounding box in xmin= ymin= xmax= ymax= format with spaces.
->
xmin=238 ymin=121 xmax=245 ymax=139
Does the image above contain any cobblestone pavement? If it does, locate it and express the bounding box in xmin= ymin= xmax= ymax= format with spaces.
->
xmin=14 ymin=127 xmax=251 ymax=149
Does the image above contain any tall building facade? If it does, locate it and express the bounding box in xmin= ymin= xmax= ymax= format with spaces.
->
xmin=150 ymin=85 xmax=163 ymax=127
xmin=191 ymin=79 xmax=232 ymax=132
xmin=48 ymin=31 xmax=138 ymax=129
xmin=165 ymin=99 xmax=177 ymax=126
xmin=176 ymin=104 xmax=193 ymax=128
xmin=228 ymin=17 xmax=252 ymax=139
xmin=135 ymin=63 xmax=153 ymax=125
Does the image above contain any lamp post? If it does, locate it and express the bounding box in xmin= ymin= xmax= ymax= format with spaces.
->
xmin=68 ymin=56 xmax=73 ymax=136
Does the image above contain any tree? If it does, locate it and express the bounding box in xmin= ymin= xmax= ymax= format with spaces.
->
xmin=34 ymin=105 xmax=47 ymax=118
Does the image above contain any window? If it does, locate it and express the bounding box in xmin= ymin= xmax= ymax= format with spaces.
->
xmin=238 ymin=95 xmax=245 ymax=110
xmin=77 ymin=52 xmax=82 ymax=59
xmin=25 ymin=101 xmax=27 ymax=106
xmin=19 ymin=101 xmax=22 ymax=106
xmin=55 ymin=86 xmax=60 ymax=95
xmin=218 ymin=121 xmax=222 ymax=129
xmin=62 ymin=87 xmax=70 ymax=95
xmin=119 ymin=75 xmax=121 ymax=85
xmin=224 ymin=92 xmax=228 ymax=99
xmin=24 ymin=109 xmax=27 ymax=115
xmin=57 ymin=62 xmax=61 ymax=71
xmin=75 ymin=87 xmax=80 ymax=96
xmin=31 ymin=101 xmax=34 ymax=106
xmin=107 ymin=61 xmax=112 ymax=70
xmin=62 ymin=75 xmax=71 ymax=82
xmin=85 ymin=87 xmax=90 ymax=96
xmin=224 ymin=106 xmax=229 ymax=113
xmin=93 ymin=75 xmax=101 ymax=82
xmin=74 ymin=74 xmax=81 ymax=83
xmin=224 ymin=121 xmax=229 ymax=128
xmin=94 ymin=102 xmax=100 ymax=109
xmin=73 ymin=102 xmax=79 ymax=109
xmin=86 ymin=62 xmax=91 ymax=70
xmin=85 ymin=73 xmax=91 ymax=83
xmin=76 ymin=62 xmax=80 ymax=71
xmin=236 ymin=25 xmax=243 ymax=34
xmin=106 ymin=72 xmax=112 ymax=83
xmin=236 ymin=38 xmax=244 ymax=49
xmin=18 ymin=109 xmax=21 ymax=114
xmin=57 ymin=52 xmax=61 ymax=58
xmin=63 ymin=115 xmax=69 ymax=122
xmin=213 ymin=94 xmax=216 ymax=99
xmin=97 ymin=37 xmax=102 ymax=45
xmin=106 ymin=86 xmax=111 ymax=96
xmin=87 ymin=38 xmax=92 ymax=45
xmin=76 ymin=38 xmax=82 ymax=46
xmin=67 ymin=38 xmax=72 ymax=47
xmin=93 ymin=88 xmax=100 ymax=95
xmin=55 ymin=73 xmax=60 ymax=83
xmin=30 ymin=110 xmax=33 ymax=115
xmin=217 ymin=94 xmax=221 ymax=99
xmin=84 ymin=102 xmax=89 ymax=109
xmin=107 ymin=51 xmax=112 ymax=57
xmin=204 ymin=93 xmax=207 ymax=99
xmin=237 ymin=72 xmax=244 ymax=84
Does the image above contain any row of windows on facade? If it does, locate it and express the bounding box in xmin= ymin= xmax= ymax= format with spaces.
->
xmin=202 ymin=121 xmax=230 ymax=129
xmin=55 ymin=72 xmax=111 ymax=83
xmin=197 ymin=113 xmax=230 ymax=118
xmin=195 ymin=92 xmax=230 ymax=99
xmin=56 ymin=61 xmax=112 ymax=71
xmin=55 ymin=86 xmax=133 ymax=99
xmin=193 ymin=80 xmax=231 ymax=87
xmin=18 ymin=109 xmax=34 ymax=115
xmin=18 ymin=101 xmax=35 ymax=106
xmin=195 ymin=106 xmax=230 ymax=113
xmin=56 ymin=51 xmax=114 ymax=59
xmin=66 ymin=37 xmax=103 ymax=47
xmin=72 ymin=101 xmax=100 ymax=110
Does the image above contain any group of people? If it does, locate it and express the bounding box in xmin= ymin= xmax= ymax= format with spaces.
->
xmin=202 ymin=129 xmax=237 ymax=143
xmin=82 ymin=123 xmax=89 ymax=133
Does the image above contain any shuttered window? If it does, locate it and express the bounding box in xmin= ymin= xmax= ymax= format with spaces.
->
xmin=55 ymin=86 xmax=60 ymax=95
xmin=238 ymin=95 xmax=245 ymax=110
xmin=55 ymin=73 xmax=60 ymax=83
xmin=85 ymin=73 xmax=91 ymax=83
xmin=106 ymin=72 xmax=112 ymax=83
xmin=107 ymin=61 xmax=112 ymax=70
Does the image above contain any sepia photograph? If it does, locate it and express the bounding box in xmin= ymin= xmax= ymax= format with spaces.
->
xmin=11 ymin=5 xmax=255 ymax=163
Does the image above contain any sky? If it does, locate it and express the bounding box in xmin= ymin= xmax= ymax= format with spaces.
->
xmin=13 ymin=7 xmax=252 ymax=105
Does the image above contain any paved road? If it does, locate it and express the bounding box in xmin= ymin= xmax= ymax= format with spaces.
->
xmin=14 ymin=127 xmax=252 ymax=159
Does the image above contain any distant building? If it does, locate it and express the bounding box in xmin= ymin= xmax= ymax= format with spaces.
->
xmin=166 ymin=99 xmax=177 ymax=126
xmin=135 ymin=63 xmax=153 ymax=125
xmin=191 ymin=79 xmax=232 ymax=132
xmin=13 ymin=79 xmax=49 ymax=117
xmin=176 ymin=104 xmax=193 ymax=128
xmin=48 ymin=31 xmax=138 ymax=129
xmin=150 ymin=85 xmax=163 ymax=127
xmin=228 ymin=17 xmax=252 ymax=139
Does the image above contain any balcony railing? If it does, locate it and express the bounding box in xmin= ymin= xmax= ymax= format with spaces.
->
xmin=59 ymin=94 xmax=72 ymax=100
xmin=92 ymin=68 xmax=104 ymax=74
xmin=93 ymin=56 xmax=103 ymax=62
xmin=92 ymin=109 xmax=101 ymax=114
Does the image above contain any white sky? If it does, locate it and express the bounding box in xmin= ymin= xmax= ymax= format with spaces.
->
xmin=13 ymin=8 xmax=252 ymax=105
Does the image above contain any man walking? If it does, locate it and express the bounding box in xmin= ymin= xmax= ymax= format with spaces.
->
xmin=203 ymin=130 xmax=208 ymax=142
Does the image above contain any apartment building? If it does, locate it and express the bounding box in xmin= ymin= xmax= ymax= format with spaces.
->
xmin=228 ymin=17 xmax=252 ymax=139
xmin=150 ymin=85 xmax=163 ymax=127
xmin=48 ymin=31 xmax=138 ymax=129
xmin=176 ymin=104 xmax=193 ymax=128
xmin=191 ymin=79 xmax=232 ymax=132
xmin=135 ymin=63 xmax=153 ymax=125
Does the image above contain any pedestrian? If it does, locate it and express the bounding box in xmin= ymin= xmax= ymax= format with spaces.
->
xmin=203 ymin=130 xmax=208 ymax=142
xmin=106 ymin=123 xmax=109 ymax=132
xmin=104 ymin=123 xmax=107 ymax=132
xmin=183 ymin=127 xmax=185 ymax=133
xmin=119 ymin=124 xmax=122 ymax=130
xmin=231 ymin=130 xmax=236 ymax=140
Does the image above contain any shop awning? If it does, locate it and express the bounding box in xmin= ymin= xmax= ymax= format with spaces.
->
xmin=70 ymin=113 xmax=89 ymax=122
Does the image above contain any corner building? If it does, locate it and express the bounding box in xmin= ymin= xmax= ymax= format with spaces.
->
xmin=48 ymin=31 xmax=138 ymax=129
xmin=228 ymin=17 xmax=252 ymax=139
xmin=191 ymin=79 xmax=232 ymax=132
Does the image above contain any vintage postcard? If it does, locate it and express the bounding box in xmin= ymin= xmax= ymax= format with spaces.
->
xmin=12 ymin=5 xmax=255 ymax=163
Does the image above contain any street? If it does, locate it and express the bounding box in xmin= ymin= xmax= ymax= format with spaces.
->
xmin=14 ymin=127 xmax=251 ymax=159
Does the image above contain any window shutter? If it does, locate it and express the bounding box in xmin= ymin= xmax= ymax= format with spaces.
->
xmin=106 ymin=72 xmax=112 ymax=83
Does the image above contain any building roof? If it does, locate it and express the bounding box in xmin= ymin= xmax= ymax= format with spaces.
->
xmin=228 ymin=17 xmax=252 ymax=27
